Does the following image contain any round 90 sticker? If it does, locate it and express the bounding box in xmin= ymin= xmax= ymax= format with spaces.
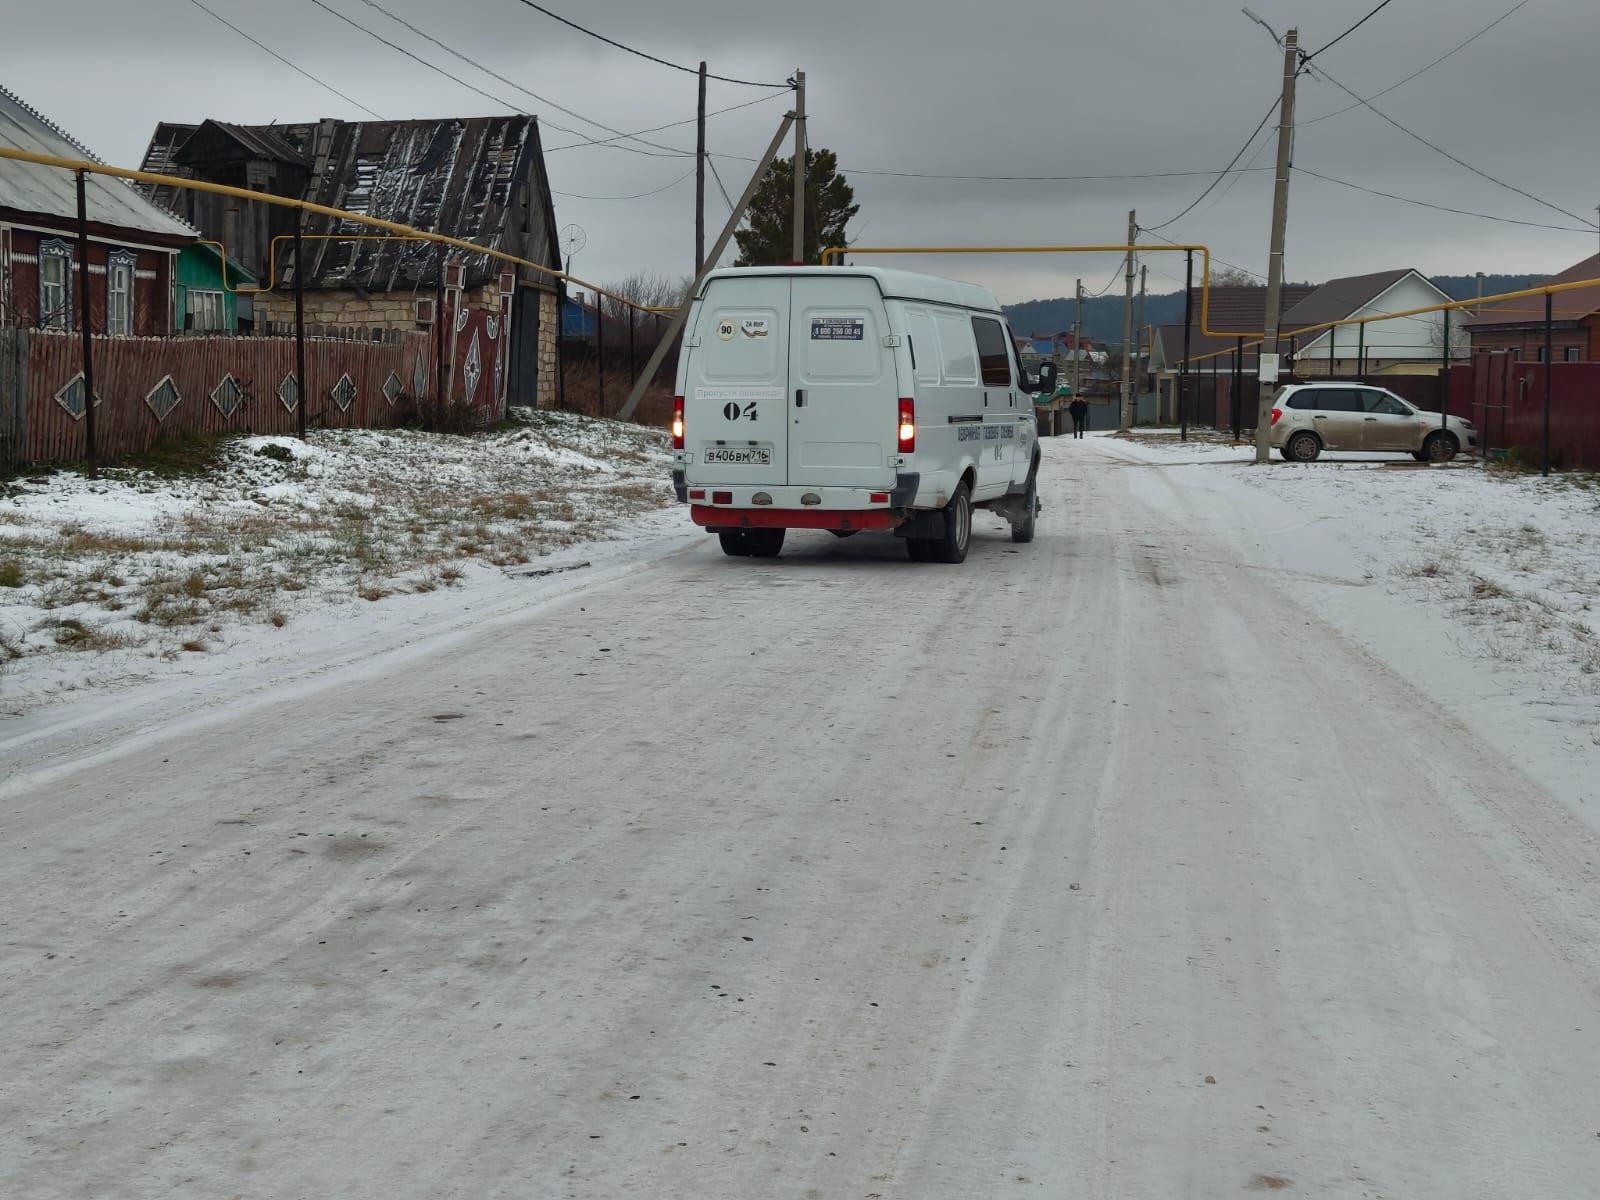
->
xmin=716 ymin=319 xmax=736 ymax=341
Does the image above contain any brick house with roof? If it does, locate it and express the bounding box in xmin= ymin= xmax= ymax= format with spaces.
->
xmin=1466 ymin=251 xmax=1600 ymax=363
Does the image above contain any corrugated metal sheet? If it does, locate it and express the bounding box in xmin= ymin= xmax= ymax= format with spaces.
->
xmin=20 ymin=330 xmax=435 ymax=464
xmin=0 ymin=86 xmax=196 ymax=239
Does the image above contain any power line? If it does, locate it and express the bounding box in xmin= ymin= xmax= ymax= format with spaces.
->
xmin=1139 ymin=225 xmax=1267 ymax=283
xmin=549 ymin=168 xmax=696 ymax=200
xmin=705 ymin=155 xmax=735 ymax=211
xmin=1143 ymin=96 xmax=1280 ymax=231
xmin=543 ymin=91 xmax=790 ymax=153
xmin=342 ymin=0 xmax=689 ymax=158
xmin=185 ymin=0 xmax=385 ymax=120
xmin=1304 ymin=0 xmax=1397 ymax=61
xmin=1304 ymin=59 xmax=1598 ymax=229
xmin=1295 ymin=166 xmax=1596 ymax=233
xmin=506 ymin=0 xmax=787 ymax=88
xmin=1301 ymin=0 xmax=1530 ymax=126
xmin=824 ymin=164 xmax=1277 ymax=183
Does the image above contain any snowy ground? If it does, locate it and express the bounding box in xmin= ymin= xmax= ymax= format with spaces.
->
xmin=0 ymin=412 xmax=675 ymax=715
xmin=3 ymin=430 xmax=1600 ymax=1198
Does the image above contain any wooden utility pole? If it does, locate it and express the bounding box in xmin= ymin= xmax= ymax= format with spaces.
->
xmin=1253 ymin=27 xmax=1299 ymax=463
xmin=1072 ymin=278 xmax=1083 ymax=401
xmin=791 ymin=70 xmax=806 ymax=263
xmin=695 ymin=61 xmax=707 ymax=273
xmin=1118 ymin=210 xmax=1136 ymax=431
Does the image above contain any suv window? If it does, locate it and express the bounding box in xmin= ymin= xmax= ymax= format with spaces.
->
xmin=971 ymin=317 xmax=1013 ymax=388
xmin=1360 ymin=390 xmax=1411 ymax=416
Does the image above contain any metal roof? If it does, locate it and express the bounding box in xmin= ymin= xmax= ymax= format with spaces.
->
xmin=1467 ymin=251 xmax=1600 ymax=327
xmin=700 ymin=266 xmax=1003 ymax=313
xmin=1279 ymin=269 xmax=1421 ymax=331
xmin=0 ymin=86 xmax=196 ymax=240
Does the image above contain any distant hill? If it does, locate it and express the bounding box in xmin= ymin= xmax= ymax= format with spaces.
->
xmin=1004 ymin=273 xmax=1549 ymax=346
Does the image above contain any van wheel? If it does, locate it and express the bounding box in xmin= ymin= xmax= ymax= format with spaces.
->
xmin=1010 ymin=474 xmax=1037 ymax=544
xmin=1286 ymin=431 xmax=1322 ymax=462
xmin=931 ymin=482 xmax=972 ymax=564
xmin=1423 ymin=431 xmax=1458 ymax=463
xmin=746 ymin=529 xmax=785 ymax=558
xmin=718 ymin=531 xmax=751 ymax=557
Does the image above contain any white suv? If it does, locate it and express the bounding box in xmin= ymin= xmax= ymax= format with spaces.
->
xmin=1269 ymin=383 xmax=1477 ymax=463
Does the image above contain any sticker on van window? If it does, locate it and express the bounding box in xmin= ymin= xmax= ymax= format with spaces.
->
xmin=811 ymin=317 xmax=864 ymax=341
xmin=740 ymin=318 xmax=770 ymax=339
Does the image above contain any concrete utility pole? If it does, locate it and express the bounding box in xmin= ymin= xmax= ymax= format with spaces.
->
xmin=1073 ymin=277 xmax=1083 ymax=400
xmin=791 ymin=69 xmax=806 ymax=264
xmin=1118 ymin=209 xmax=1136 ymax=431
xmin=695 ymin=61 xmax=707 ymax=273
xmin=1253 ymin=26 xmax=1300 ymax=464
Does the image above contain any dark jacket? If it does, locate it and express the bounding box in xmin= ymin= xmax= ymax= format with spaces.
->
xmin=1068 ymin=399 xmax=1089 ymax=418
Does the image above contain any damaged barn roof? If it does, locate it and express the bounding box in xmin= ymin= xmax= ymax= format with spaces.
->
xmin=140 ymin=115 xmax=559 ymax=291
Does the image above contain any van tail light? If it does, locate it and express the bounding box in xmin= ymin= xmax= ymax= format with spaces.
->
xmin=1269 ymin=407 xmax=1283 ymax=426
xmin=897 ymin=398 xmax=916 ymax=453
xmin=672 ymin=396 xmax=685 ymax=449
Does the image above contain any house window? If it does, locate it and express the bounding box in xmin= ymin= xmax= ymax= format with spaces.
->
xmin=38 ymin=239 xmax=72 ymax=330
xmin=188 ymin=289 xmax=225 ymax=332
xmin=1565 ymin=346 xmax=1582 ymax=362
xmin=107 ymin=250 xmax=136 ymax=336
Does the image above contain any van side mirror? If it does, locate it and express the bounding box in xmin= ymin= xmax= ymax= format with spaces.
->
xmin=1035 ymin=361 xmax=1058 ymax=395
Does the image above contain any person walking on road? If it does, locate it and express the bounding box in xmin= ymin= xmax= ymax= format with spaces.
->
xmin=1069 ymin=397 xmax=1089 ymax=439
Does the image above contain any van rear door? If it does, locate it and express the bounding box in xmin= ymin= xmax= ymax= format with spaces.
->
xmin=788 ymin=276 xmax=897 ymax=490
xmin=683 ymin=275 xmax=790 ymax=486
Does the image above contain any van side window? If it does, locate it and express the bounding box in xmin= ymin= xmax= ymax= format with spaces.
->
xmin=933 ymin=311 xmax=979 ymax=385
xmin=905 ymin=308 xmax=940 ymax=385
xmin=972 ymin=317 xmax=1012 ymax=388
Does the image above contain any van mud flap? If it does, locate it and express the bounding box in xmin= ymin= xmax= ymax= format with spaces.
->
xmin=893 ymin=508 xmax=946 ymax=540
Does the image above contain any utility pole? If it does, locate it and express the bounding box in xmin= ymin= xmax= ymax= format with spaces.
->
xmin=791 ymin=69 xmax=806 ymax=264
xmin=695 ymin=61 xmax=707 ymax=273
xmin=1072 ymin=278 xmax=1083 ymax=401
xmin=1253 ymin=26 xmax=1299 ymax=464
xmin=1118 ymin=209 xmax=1136 ymax=432
xmin=1136 ymin=263 xmax=1147 ymax=406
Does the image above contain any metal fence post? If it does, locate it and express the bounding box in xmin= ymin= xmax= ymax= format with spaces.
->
xmin=1179 ymin=250 xmax=1193 ymax=440
xmin=1439 ymin=307 xmax=1450 ymax=437
xmin=596 ymin=299 xmax=605 ymax=416
xmin=74 ymin=170 xmax=98 ymax=476
xmin=294 ymin=211 xmax=308 ymax=441
xmin=1357 ymin=321 xmax=1365 ymax=382
xmin=1543 ymin=291 xmax=1553 ymax=476
xmin=435 ymin=244 xmax=446 ymax=421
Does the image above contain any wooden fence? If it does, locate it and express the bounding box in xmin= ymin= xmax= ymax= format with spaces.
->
xmin=2 ymin=328 xmax=438 ymax=468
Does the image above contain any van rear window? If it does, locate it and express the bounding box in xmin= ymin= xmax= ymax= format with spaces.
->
xmin=971 ymin=317 xmax=1012 ymax=388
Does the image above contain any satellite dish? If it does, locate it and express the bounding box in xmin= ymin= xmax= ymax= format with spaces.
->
xmin=560 ymin=224 xmax=587 ymax=269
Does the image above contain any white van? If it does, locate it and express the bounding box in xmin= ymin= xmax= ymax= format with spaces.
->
xmin=670 ymin=266 xmax=1047 ymax=563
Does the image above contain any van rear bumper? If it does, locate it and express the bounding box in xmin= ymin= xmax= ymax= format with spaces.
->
xmin=691 ymin=505 xmax=899 ymax=532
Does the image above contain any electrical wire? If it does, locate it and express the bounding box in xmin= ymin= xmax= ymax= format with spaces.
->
xmin=543 ymin=91 xmax=791 ymax=153
xmin=186 ymin=0 xmax=385 ymax=120
xmin=1139 ymin=225 xmax=1266 ymax=283
xmin=1303 ymin=0 xmax=1397 ymax=61
xmin=1143 ymin=97 xmax=1280 ymax=231
xmin=821 ymin=164 xmax=1277 ymax=183
xmin=706 ymin=156 xmax=735 ymax=211
xmin=1301 ymin=0 xmax=1530 ymax=126
xmin=506 ymin=0 xmax=787 ymax=88
xmin=1294 ymin=166 xmax=1596 ymax=233
xmin=548 ymin=168 xmax=696 ymax=200
xmin=340 ymin=0 xmax=691 ymax=158
xmin=1303 ymin=59 xmax=1598 ymax=229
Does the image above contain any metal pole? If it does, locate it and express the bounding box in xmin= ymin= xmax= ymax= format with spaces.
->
xmin=1328 ymin=321 xmax=1335 ymax=377
xmin=695 ymin=61 xmax=707 ymax=274
xmin=1233 ymin=337 xmax=1243 ymax=441
xmin=1440 ymin=307 xmax=1450 ymax=436
xmin=294 ymin=209 xmax=309 ymax=441
xmin=1072 ymin=278 xmax=1083 ymax=403
xmin=74 ymin=169 xmax=98 ymax=477
xmin=557 ymin=278 xmax=568 ymax=411
xmin=1136 ymin=263 xmax=1147 ymax=401
xmin=1211 ymin=347 xmax=1218 ymax=433
xmin=596 ymin=295 xmax=605 ymax=415
xmin=791 ymin=69 xmax=806 ymax=263
xmin=435 ymin=243 xmax=446 ymax=420
xmin=1543 ymin=290 xmax=1552 ymax=476
xmin=1118 ymin=209 xmax=1135 ymax=431
xmin=1357 ymin=320 xmax=1365 ymax=381
xmin=1253 ymin=26 xmax=1300 ymax=464
xmin=1180 ymin=249 xmax=1193 ymax=440
xmin=629 ymin=306 xmax=636 ymax=384
xmin=619 ymin=113 xmax=796 ymax=420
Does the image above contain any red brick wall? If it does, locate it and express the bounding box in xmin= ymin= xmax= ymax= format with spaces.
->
xmin=1468 ymin=314 xmax=1597 ymax=361
xmin=4 ymin=228 xmax=172 ymax=335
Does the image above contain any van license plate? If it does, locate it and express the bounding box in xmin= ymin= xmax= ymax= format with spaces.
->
xmin=703 ymin=448 xmax=771 ymax=465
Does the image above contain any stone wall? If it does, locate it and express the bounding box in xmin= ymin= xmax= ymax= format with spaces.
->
xmin=537 ymin=290 xmax=558 ymax=409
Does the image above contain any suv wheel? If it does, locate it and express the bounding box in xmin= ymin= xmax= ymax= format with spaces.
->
xmin=1286 ymin=431 xmax=1322 ymax=462
xmin=1422 ymin=431 xmax=1459 ymax=463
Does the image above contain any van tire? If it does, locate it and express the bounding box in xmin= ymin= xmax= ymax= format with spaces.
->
xmin=746 ymin=529 xmax=785 ymax=557
xmin=1010 ymin=473 xmax=1037 ymax=544
xmin=931 ymin=482 xmax=972 ymax=564
xmin=718 ymin=531 xmax=751 ymax=557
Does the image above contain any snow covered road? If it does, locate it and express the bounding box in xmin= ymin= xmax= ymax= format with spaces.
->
xmin=4 ymin=438 xmax=1599 ymax=1198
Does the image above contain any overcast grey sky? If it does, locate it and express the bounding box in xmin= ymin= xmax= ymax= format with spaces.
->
xmin=5 ymin=0 xmax=1597 ymax=303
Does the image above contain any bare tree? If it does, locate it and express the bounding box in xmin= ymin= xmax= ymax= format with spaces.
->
xmin=1209 ymin=266 xmax=1259 ymax=288
xmin=599 ymin=272 xmax=693 ymax=321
